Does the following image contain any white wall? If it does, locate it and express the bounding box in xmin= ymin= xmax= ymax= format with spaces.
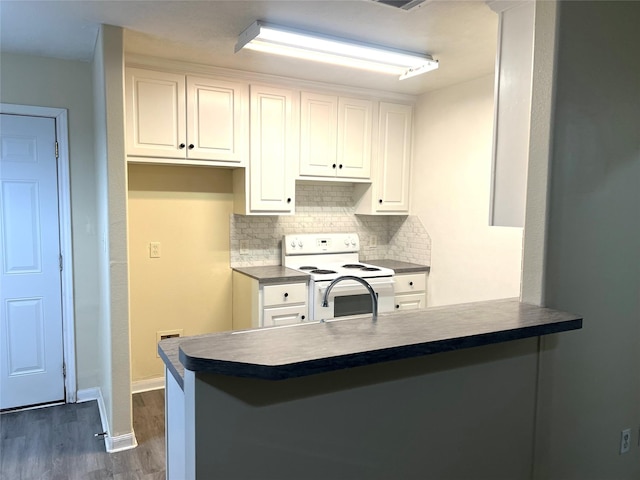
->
xmin=92 ymin=24 xmax=134 ymax=445
xmin=0 ymin=52 xmax=102 ymax=390
xmin=534 ymin=1 xmax=640 ymax=478
xmin=412 ymin=75 xmax=523 ymax=306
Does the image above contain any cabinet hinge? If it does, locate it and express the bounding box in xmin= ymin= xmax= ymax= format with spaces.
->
xmin=59 ymin=254 xmax=63 ymax=271
xmin=55 ymin=141 xmax=59 ymax=159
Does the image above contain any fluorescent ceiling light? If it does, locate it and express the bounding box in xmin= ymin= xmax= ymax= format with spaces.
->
xmin=235 ymin=21 xmax=438 ymax=80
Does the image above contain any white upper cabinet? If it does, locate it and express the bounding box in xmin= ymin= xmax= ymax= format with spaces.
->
xmin=186 ymin=76 xmax=247 ymax=163
xmin=300 ymin=92 xmax=337 ymax=177
xmin=125 ymin=68 xmax=248 ymax=165
xmin=299 ymin=92 xmax=373 ymax=180
xmin=355 ymin=102 xmax=413 ymax=215
xmin=125 ymin=68 xmax=186 ymax=158
xmin=375 ymin=102 xmax=412 ymax=212
xmin=234 ymin=84 xmax=297 ymax=215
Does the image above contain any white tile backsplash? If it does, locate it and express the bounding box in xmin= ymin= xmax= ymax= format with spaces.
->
xmin=230 ymin=183 xmax=431 ymax=267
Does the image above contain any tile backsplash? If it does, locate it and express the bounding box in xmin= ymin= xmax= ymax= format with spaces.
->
xmin=230 ymin=182 xmax=431 ymax=267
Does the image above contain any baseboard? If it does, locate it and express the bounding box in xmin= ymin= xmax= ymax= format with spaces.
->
xmin=76 ymin=387 xmax=138 ymax=453
xmin=131 ymin=376 xmax=165 ymax=394
xmin=105 ymin=431 xmax=138 ymax=453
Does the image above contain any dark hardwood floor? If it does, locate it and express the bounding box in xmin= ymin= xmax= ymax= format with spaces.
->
xmin=0 ymin=390 xmax=165 ymax=480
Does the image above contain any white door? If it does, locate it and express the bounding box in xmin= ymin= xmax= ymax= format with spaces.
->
xmin=0 ymin=114 xmax=65 ymax=409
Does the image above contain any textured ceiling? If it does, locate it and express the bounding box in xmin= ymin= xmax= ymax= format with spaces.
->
xmin=0 ymin=0 xmax=498 ymax=95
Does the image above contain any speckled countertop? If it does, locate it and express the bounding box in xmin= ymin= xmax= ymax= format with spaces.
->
xmin=159 ymin=298 xmax=582 ymax=387
xmin=232 ymin=265 xmax=310 ymax=284
xmin=366 ymin=259 xmax=430 ymax=273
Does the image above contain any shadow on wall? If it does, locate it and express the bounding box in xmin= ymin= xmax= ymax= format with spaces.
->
xmin=230 ymin=182 xmax=431 ymax=267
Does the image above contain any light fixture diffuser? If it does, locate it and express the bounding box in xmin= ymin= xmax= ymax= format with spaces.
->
xmin=235 ymin=21 xmax=438 ymax=80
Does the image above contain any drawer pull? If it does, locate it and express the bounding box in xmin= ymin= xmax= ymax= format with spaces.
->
xmin=396 ymin=304 xmax=400 ymax=309
xmin=284 ymin=292 xmax=289 ymax=298
xmin=301 ymin=315 xmax=305 ymax=320
xmin=409 ymin=281 xmax=414 ymax=286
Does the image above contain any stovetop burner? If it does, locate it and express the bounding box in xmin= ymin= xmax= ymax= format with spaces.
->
xmin=310 ymin=269 xmax=337 ymax=275
xmin=298 ymin=266 xmax=318 ymax=270
xmin=342 ymin=264 xmax=365 ymax=269
xmin=361 ymin=267 xmax=381 ymax=272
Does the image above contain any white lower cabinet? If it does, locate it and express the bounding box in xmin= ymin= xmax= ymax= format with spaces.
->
xmin=232 ymin=272 xmax=308 ymax=329
xmin=394 ymin=272 xmax=427 ymax=311
xmin=263 ymin=304 xmax=308 ymax=327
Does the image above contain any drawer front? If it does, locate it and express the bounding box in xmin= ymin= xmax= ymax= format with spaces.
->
xmin=394 ymin=273 xmax=426 ymax=294
xmin=263 ymin=304 xmax=308 ymax=327
xmin=394 ymin=293 xmax=426 ymax=311
xmin=263 ymin=282 xmax=307 ymax=306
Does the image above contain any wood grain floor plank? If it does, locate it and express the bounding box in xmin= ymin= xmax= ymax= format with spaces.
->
xmin=0 ymin=390 xmax=166 ymax=480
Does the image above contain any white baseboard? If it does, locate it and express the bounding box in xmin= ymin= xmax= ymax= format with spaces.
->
xmin=105 ymin=431 xmax=138 ymax=453
xmin=76 ymin=387 xmax=138 ymax=453
xmin=131 ymin=376 xmax=165 ymax=394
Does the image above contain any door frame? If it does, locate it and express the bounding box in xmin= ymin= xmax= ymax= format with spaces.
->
xmin=1 ymin=103 xmax=76 ymax=403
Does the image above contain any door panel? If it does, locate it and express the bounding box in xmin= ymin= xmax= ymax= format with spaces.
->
xmin=0 ymin=114 xmax=64 ymax=409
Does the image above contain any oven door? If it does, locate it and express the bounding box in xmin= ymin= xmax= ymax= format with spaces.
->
xmin=312 ymin=277 xmax=395 ymax=321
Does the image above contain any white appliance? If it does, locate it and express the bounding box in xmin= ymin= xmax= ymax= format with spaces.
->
xmin=282 ymin=233 xmax=395 ymax=321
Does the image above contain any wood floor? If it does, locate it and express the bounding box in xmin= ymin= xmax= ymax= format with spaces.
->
xmin=0 ymin=390 xmax=165 ymax=480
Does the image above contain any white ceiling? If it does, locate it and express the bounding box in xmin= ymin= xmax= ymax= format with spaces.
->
xmin=0 ymin=0 xmax=498 ymax=96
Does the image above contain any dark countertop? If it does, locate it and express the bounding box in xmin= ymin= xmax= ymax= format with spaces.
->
xmin=160 ymin=298 xmax=581 ymax=386
xmin=232 ymin=265 xmax=310 ymax=284
xmin=366 ymin=259 xmax=430 ymax=273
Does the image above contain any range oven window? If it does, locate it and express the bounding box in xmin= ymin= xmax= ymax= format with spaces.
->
xmin=334 ymin=294 xmax=374 ymax=318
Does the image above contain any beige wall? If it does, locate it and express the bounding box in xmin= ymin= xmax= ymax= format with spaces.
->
xmin=0 ymin=52 xmax=102 ymax=390
xmin=412 ymin=75 xmax=523 ymax=306
xmin=128 ymin=164 xmax=234 ymax=382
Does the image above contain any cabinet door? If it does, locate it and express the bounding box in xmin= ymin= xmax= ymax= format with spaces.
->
xmin=263 ymin=304 xmax=308 ymax=327
xmin=186 ymin=76 xmax=247 ymax=163
xmin=249 ymin=85 xmax=296 ymax=213
xmin=376 ymin=103 xmax=412 ymax=212
xmin=125 ymin=68 xmax=186 ymax=158
xmin=337 ymin=97 xmax=373 ymax=179
xmin=394 ymin=293 xmax=426 ymax=311
xmin=299 ymin=92 xmax=338 ymax=177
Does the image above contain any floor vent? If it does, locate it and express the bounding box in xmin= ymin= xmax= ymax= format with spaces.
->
xmin=370 ymin=0 xmax=428 ymax=12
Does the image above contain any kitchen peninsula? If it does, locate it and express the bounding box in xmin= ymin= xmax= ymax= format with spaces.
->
xmin=159 ymin=298 xmax=581 ymax=479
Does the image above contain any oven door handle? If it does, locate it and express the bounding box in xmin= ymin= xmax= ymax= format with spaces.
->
xmin=317 ymin=279 xmax=394 ymax=298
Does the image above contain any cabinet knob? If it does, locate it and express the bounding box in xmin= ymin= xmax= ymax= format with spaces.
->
xmin=339 ymin=164 xmax=343 ymax=169
xmin=409 ymin=281 xmax=414 ymax=286
xmin=332 ymin=164 xmax=337 ymax=169
xmin=396 ymin=305 xmax=400 ymax=309
xmin=287 ymin=198 xmax=292 ymax=204
xmin=379 ymin=199 xmax=383 ymax=204
xmin=284 ymin=292 xmax=289 ymax=298
xmin=179 ymin=143 xmax=186 ymax=149
xmin=188 ymin=144 xmax=194 ymax=150
xmin=301 ymin=315 xmax=305 ymax=320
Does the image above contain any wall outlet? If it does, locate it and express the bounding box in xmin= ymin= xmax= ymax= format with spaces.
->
xmin=149 ymin=241 xmax=161 ymax=258
xmin=620 ymin=428 xmax=631 ymax=454
xmin=156 ymin=329 xmax=183 ymax=357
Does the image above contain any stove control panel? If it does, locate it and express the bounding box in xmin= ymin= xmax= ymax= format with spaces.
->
xmin=283 ymin=233 xmax=360 ymax=255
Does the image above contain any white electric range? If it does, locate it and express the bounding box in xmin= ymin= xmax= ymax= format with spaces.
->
xmin=282 ymin=233 xmax=395 ymax=321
